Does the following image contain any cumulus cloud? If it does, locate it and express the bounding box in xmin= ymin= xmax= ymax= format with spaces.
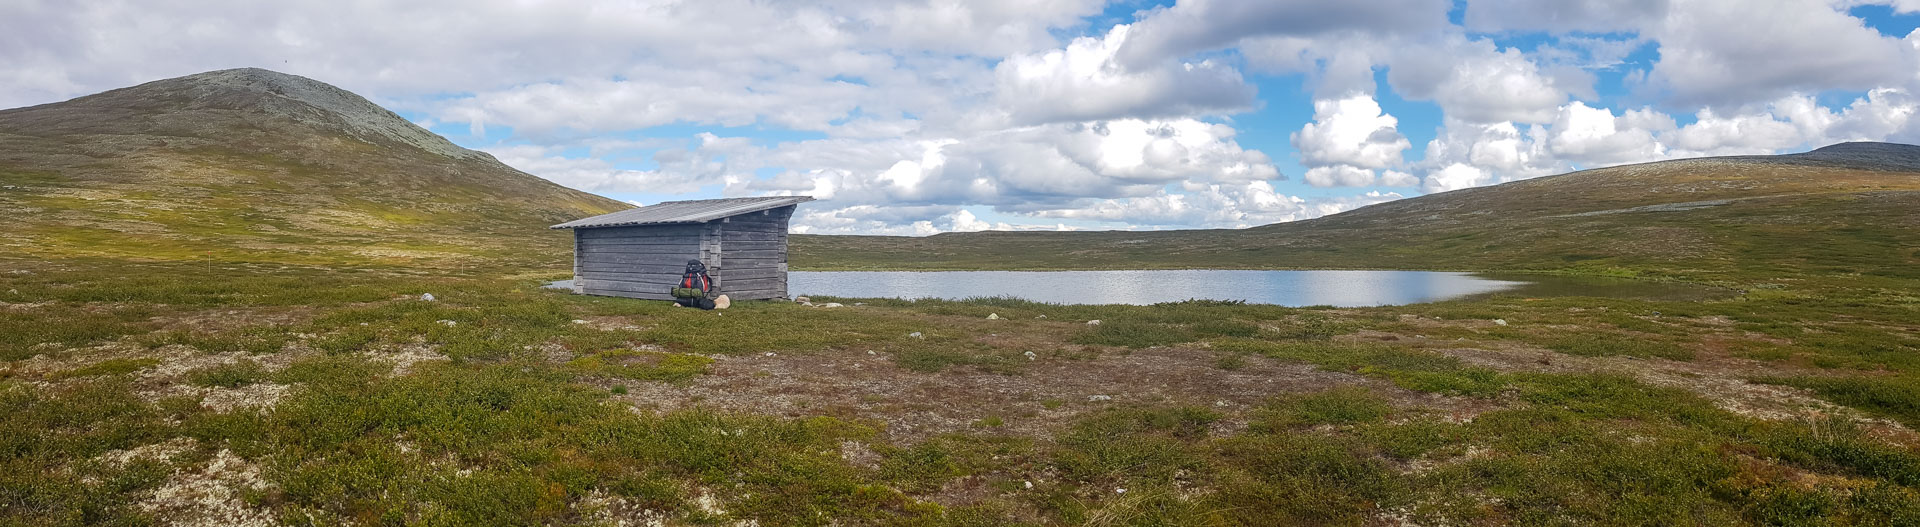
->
xmin=481 ymin=132 xmax=756 ymax=194
xmin=1462 ymin=0 xmax=1669 ymax=33
xmin=1291 ymin=94 xmax=1411 ymax=188
xmin=1293 ymin=95 xmax=1410 ymax=169
xmin=991 ymin=25 xmax=1256 ymax=125
xmin=722 ymin=117 xmax=1282 ymax=210
xmin=1114 ymin=0 xmax=1449 ymax=66
xmin=1414 ymin=89 xmax=1920 ymax=193
xmin=1643 ymin=0 xmax=1915 ymax=106
xmin=1388 ymin=37 xmax=1571 ymax=124
xmin=1027 ymin=182 xmax=1403 ymax=228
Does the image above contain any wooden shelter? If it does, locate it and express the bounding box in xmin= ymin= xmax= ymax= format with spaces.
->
xmin=551 ymin=196 xmax=813 ymax=301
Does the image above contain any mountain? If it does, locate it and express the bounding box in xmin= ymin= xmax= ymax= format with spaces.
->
xmin=793 ymin=143 xmax=1920 ymax=283
xmin=0 ymin=68 xmax=627 ymax=266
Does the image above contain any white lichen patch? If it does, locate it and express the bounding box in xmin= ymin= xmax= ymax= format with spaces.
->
xmin=199 ymin=382 xmax=291 ymax=412
xmin=96 ymin=437 xmax=199 ymax=468
xmin=142 ymin=348 xmax=246 ymax=380
xmin=692 ymin=489 xmax=727 ymax=516
xmin=369 ymin=345 xmax=449 ymax=376
xmin=139 ymin=449 xmax=277 ymax=527
xmin=574 ymin=489 xmax=670 ymax=527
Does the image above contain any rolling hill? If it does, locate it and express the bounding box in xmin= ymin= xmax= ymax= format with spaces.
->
xmin=0 ymin=68 xmax=627 ymax=267
xmin=793 ymin=143 xmax=1920 ymax=283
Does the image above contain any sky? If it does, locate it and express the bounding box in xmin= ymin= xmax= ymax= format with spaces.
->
xmin=5 ymin=0 xmax=1920 ymax=235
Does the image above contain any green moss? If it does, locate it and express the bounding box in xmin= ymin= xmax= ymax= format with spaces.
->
xmin=567 ymin=349 xmax=711 ymax=382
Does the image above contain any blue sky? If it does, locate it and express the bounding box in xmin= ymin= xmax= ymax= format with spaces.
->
xmin=7 ymin=0 xmax=1920 ymax=234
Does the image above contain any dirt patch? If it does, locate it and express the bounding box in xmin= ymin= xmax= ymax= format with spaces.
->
xmin=617 ymin=346 xmax=1437 ymax=443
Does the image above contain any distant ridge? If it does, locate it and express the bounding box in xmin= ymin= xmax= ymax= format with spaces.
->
xmin=793 ymin=142 xmax=1920 ymax=280
xmin=0 ymin=68 xmax=628 ymax=265
xmin=1768 ymin=141 xmax=1920 ymax=172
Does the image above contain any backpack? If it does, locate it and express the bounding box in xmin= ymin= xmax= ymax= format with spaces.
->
xmin=672 ymin=260 xmax=717 ymax=309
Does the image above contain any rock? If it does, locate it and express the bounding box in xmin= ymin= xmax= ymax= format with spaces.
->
xmin=1036 ymin=315 xmax=1047 ymax=319
xmin=436 ymin=320 xmax=457 ymax=326
xmin=1115 ymin=488 xmax=1127 ymax=494
xmin=1493 ymin=319 xmax=1508 ymax=326
xmin=868 ymin=350 xmax=877 ymax=355
xmin=1023 ymin=351 xmax=1036 ymax=361
xmin=794 ymin=296 xmax=810 ymax=303
xmin=419 ymin=293 xmax=435 ymax=301
xmin=1088 ymin=394 xmax=1112 ymax=402
xmin=820 ymin=302 xmax=844 ymax=308
xmin=1024 ymin=480 xmax=1033 ymax=489
xmin=713 ymin=294 xmax=731 ymax=310
xmin=572 ymin=319 xmax=589 ymax=324
xmin=1086 ymin=320 xmax=1102 ymax=326
xmin=986 ymin=313 xmax=1001 ymax=320
xmin=764 ymin=352 xmax=776 ymax=357
xmin=908 ymin=332 xmax=924 ymax=339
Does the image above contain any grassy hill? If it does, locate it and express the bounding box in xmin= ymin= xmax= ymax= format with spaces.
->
xmin=0 ymin=68 xmax=627 ymax=268
xmin=795 ymin=143 xmax=1920 ymax=284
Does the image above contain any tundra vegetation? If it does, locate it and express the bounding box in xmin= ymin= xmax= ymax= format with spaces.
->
xmin=4 ymin=70 xmax=1919 ymax=525
xmin=3 ymin=246 xmax=1918 ymax=525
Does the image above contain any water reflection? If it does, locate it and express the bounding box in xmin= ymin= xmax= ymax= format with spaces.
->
xmin=790 ymin=270 xmax=1538 ymax=307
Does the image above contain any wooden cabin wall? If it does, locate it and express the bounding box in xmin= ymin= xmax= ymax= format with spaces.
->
xmin=712 ymin=205 xmax=794 ymax=300
xmin=572 ymin=223 xmax=705 ymax=300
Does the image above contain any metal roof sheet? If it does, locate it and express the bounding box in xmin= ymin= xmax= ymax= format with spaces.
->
xmin=550 ymin=196 xmax=814 ymax=229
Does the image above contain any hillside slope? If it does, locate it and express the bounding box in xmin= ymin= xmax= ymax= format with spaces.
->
xmin=793 ymin=143 xmax=1920 ymax=282
xmin=0 ymin=68 xmax=627 ymax=267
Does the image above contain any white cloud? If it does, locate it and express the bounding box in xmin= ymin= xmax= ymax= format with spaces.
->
xmin=1462 ymin=0 xmax=1669 ymax=33
xmin=1423 ymin=163 xmax=1493 ymax=194
xmin=1546 ymin=102 xmax=1672 ymax=166
xmin=991 ymin=24 xmax=1256 ymax=125
xmin=1114 ymin=0 xmax=1449 ymax=67
xmin=1028 ymin=181 xmax=1402 ymax=229
xmin=721 ymin=117 xmax=1281 ymax=211
xmin=1292 ymin=94 xmax=1411 ymax=170
xmin=1303 ymin=166 xmax=1380 ymax=187
xmin=1643 ymin=0 xmax=1915 ymax=106
xmin=1388 ymin=37 xmax=1571 ymax=124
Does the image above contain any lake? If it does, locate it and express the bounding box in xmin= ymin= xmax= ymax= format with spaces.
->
xmin=788 ymin=270 xmax=1726 ymax=307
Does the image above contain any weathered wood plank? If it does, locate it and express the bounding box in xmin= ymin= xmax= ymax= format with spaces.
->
xmin=576 ymin=269 xmax=682 ymax=282
xmin=722 ymin=215 xmax=789 ymax=226
xmin=715 ymin=240 xmax=785 ymax=251
xmin=577 ymin=226 xmax=706 ymax=239
xmin=575 ymin=262 xmax=687 ymax=274
xmin=713 ymin=269 xmax=782 ymax=281
xmin=578 ymin=243 xmax=700 ymax=253
xmin=581 ymin=279 xmax=672 ymax=292
xmin=576 ymin=237 xmax=703 ymax=247
xmin=581 ymin=288 xmax=676 ymax=301
xmin=710 ymin=232 xmax=786 ymax=242
xmin=717 ymin=277 xmax=785 ymax=291
xmin=580 ymin=253 xmax=710 ymax=266
xmin=720 ymin=225 xmax=788 ymax=235
xmin=718 ymin=249 xmax=784 ymax=260
xmin=719 ymin=257 xmax=782 ymax=267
